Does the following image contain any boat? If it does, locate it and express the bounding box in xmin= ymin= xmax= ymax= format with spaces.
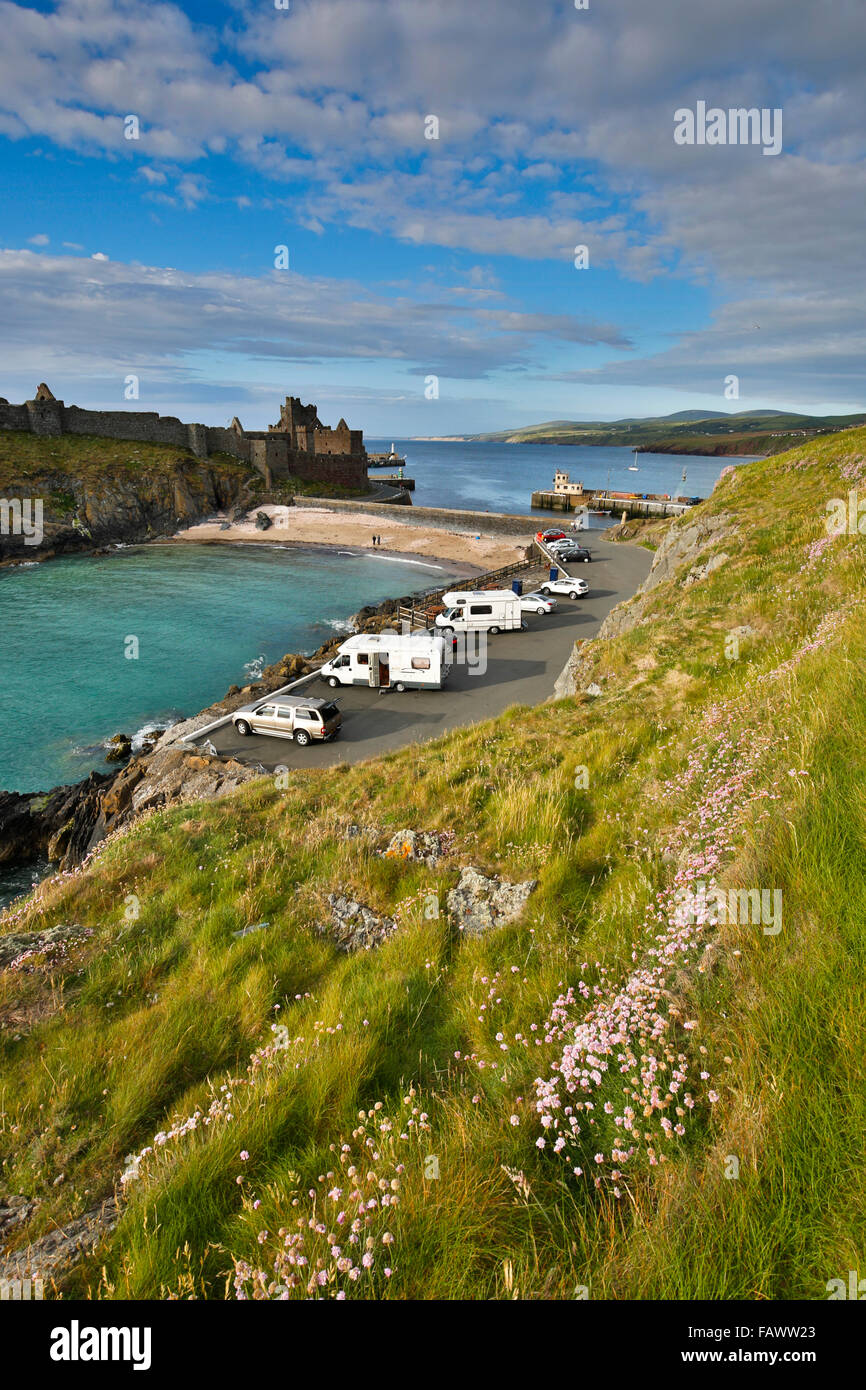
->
xmin=628 ymin=449 xmax=639 ymax=473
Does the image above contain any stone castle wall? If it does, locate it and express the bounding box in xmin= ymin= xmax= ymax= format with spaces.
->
xmin=0 ymin=388 xmax=369 ymax=490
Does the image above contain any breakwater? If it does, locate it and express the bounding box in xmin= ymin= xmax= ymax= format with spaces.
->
xmin=294 ymin=496 xmax=537 ymax=538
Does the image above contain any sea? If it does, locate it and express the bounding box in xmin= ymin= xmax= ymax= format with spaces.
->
xmin=0 ymin=441 xmax=757 ymax=909
xmin=367 ymin=438 xmax=757 ymax=525
xmin=0 ymin=542 xmax=448 ymax=798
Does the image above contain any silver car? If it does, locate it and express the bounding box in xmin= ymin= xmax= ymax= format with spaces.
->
xmin=232 ymin=695 xmax=342 ymax=746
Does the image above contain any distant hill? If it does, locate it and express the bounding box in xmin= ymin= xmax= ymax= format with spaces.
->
xmin=454 ymin=408 xmax=866 ymax=456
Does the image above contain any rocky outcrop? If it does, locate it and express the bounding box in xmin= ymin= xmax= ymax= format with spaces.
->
xmin=553 ymin=512 xmax=736 ymax=698
xmin=322 ymin=894 xmax=397 ymax=952
xmin=0 ymin=772 xmax=114 ymax=868
xmin=379 ymin=829 xmax=451 ymax=866
xmin=0 ymin=749 xmax=263 ymax=875
xmin=640 ymin=513 xmax=734 ymax=593
xmin=104 ymin=733 xmax=133 ymax=763
xmin=0 ymin=1197 xmax=118 ymax=1284
xmin=446 ymin=867 xmax=537 ymax=938
xmin=0 ymin=1195 xmax=39 ymax=1242
xmin=0 ymin=458 xmax=255 ymax=562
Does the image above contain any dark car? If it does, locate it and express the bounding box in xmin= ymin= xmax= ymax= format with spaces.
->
xmin=554 ymin=545 xmax=592 ymax=562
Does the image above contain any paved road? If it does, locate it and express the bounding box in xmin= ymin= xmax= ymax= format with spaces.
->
xmin=190 ymin=539 xmax=652 ymax=771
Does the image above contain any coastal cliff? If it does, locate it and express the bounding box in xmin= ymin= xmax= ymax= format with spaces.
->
xmin=0 ymin=430 xmax=258 ymax=561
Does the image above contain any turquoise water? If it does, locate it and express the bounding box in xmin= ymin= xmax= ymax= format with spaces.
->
xmin=0 ymin=542 xmax=448 ymax=794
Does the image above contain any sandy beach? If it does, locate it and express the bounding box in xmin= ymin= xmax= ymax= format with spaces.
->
xmin=172 ymin=504 xmax=529 ymax=572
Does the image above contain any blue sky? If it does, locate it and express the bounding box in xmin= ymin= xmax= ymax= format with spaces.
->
xmin=0 ymin=0 xmax=864 ymax=435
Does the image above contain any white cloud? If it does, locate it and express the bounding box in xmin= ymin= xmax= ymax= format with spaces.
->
xmin=0 ymin=0 xmax=863 ymax=403
xmin=0 ymin=247 xmax=630 ymax=406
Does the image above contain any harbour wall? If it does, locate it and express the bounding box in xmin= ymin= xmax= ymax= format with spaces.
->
xmin=294 ymin=497 xmax=538 ymax=537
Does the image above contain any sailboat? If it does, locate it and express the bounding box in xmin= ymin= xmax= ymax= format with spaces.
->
xmin=628 ymin=449 xmax=639 ymax=472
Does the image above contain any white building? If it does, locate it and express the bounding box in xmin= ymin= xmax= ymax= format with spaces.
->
xmin=552 ymin=470 xmax=585 ymax=496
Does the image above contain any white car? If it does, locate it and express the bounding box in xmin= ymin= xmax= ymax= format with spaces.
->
xmin=540 ymin=577 xmax=589 ymax=599
xmin=519 ymin=590 xmax=558 ymax=615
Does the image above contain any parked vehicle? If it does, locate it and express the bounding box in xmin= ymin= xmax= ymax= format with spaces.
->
xmin=436 ymin=588 xmax=525 ymax=634
xmin=540 ymin=577 xmax=589 ymax=599
xmin=537 ymin=528 xmax=567 ymax=543
xmin=232 ymin=695 xmax=342 ymax=745
xmin=550 ymin=542 xmax=592 ymax=562
xmin=319 ymin=631 xmax=453 ymax=691
xmin=519 ymin=590 xmax=557 ymax=615
xmin=423 ymin=625 xmax=458 ymax=652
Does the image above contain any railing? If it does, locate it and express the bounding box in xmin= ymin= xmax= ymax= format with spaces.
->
xmin=532 ymin=538 xmax=574 ymax=578
xmin=396 ymin=557 xmax=535 ymax=629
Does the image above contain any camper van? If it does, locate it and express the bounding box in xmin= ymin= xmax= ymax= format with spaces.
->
xmin=319 ymin=630 xmax=453 ymax=691
xmin=435 ymin=589 xmax=525 ymax=635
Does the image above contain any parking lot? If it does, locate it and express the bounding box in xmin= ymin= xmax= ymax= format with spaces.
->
xmin=187 ymin=537 xmax=652 ymax=771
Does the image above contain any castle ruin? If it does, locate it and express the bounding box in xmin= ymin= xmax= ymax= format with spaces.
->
xmin=0 ymin=385 xmax=369 ymax=491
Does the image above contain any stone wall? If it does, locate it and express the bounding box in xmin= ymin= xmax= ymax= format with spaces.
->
xmin=293 ymin=496 xmax=538 ymax=537
xmin=0 ymin=386 xmax=369 ymax=490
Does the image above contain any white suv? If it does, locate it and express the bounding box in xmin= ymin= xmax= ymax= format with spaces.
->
xmin=540 ymin=577 xmax=588 ymax=599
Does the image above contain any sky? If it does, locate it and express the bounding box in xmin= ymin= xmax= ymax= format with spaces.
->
xmin=0 ymin=0 xmax=864 ymax=436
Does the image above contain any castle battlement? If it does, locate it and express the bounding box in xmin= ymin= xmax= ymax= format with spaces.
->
xmin=0 ymin=387 xmax=369 ymax=491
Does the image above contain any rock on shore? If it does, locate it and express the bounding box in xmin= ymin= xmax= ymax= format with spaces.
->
xmin=0 ymin=749 xmax=263 ymax=875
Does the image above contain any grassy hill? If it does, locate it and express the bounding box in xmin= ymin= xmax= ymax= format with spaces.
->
xmin=1 ymin=429 xmax=865 ymax=1299
xmin=470 ymin=409 xmax=866 ymax=457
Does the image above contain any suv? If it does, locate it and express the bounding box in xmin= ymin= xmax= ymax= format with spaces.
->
xmin=540 ymin=576 xmax=588 ymax=599
xmin=232 ymin=695 xmax=342 ymax=745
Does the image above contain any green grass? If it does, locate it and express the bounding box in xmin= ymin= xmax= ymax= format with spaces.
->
xmin=1 ymin=428 xmax=865 ymax=1299
xmin=0 ymin=430 xmax=254 ymax=483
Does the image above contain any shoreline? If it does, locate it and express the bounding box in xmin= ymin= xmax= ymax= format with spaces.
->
xmin=168 ymin=503 xmax=528 ymax=574
xmin=156 ymin=535 xmax=487 ymax=584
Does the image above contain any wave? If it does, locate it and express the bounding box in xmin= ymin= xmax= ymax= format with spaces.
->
xmin=337 ymin=548 xmax=445 ymax=572
xmin=243 ymin=654 xmax=266 ymax=680
xmin=70 ymin=716 xmax=182 ymax=760
xmin=131 ymin=717 xmax=179 ymax=751
xmin=366 ymin=555 xmax=447 ymax=570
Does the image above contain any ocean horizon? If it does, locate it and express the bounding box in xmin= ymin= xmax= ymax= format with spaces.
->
xmin=366 ymin=439 xmax=758 ymax=523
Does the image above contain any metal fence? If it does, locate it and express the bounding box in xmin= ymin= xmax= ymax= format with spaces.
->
xmin=396 ymin=557 xmax=535 ymax=628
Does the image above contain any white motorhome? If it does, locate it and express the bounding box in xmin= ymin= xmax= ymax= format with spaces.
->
xmin=319 ymin=630 xmax=453 ymax=691
xmin=435 ymin=589 xmax=524 ymax=634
